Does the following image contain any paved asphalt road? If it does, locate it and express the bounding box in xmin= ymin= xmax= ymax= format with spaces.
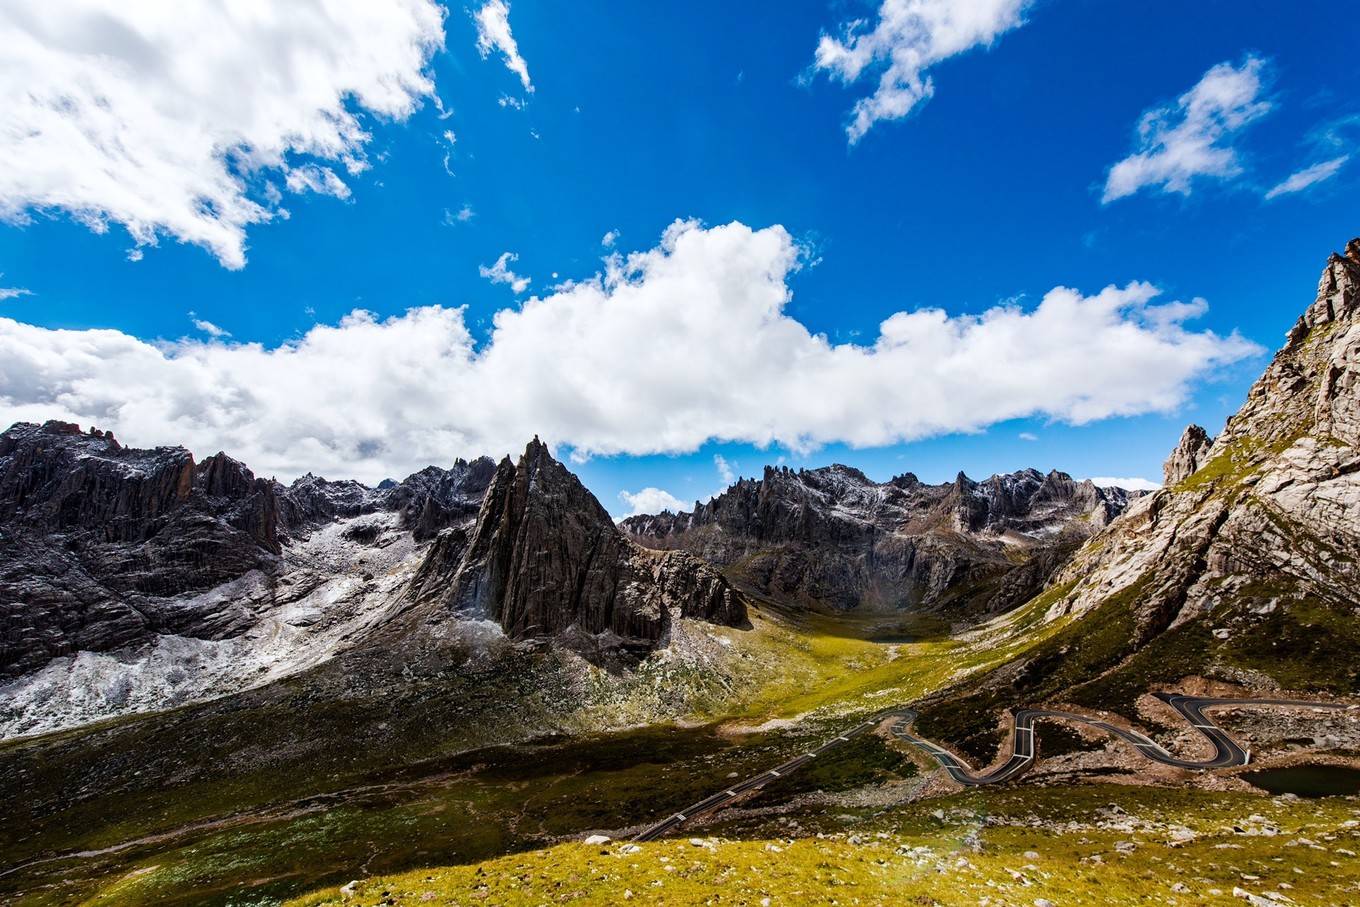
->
xmin=632 ymin=694 xmax=1356 ymax=841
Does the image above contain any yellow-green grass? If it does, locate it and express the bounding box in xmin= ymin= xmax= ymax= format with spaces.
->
xmin=283 ymin=786 xmax=1360 ymax=907
xmin=690 ymin=581 xmax=1085 ymax=728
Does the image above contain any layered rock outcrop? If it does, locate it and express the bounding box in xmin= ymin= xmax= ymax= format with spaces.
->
xmin=409 ymin=439 xmax=745 ymax=652
xmin=1028 ymin=237 xmax=1360 ymax=699
xmin=1163 ymin=424 xmax=1213 ymax=485
xmin=622 ymin=462 xmax=1136 ymax=615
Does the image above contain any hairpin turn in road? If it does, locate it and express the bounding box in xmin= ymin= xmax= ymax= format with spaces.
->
xmin=632 ymin=694 xmax=1357 ymax=842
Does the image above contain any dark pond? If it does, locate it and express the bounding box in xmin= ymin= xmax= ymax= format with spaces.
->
xmin=1243 ymin=764 xmax=1360 ymax=798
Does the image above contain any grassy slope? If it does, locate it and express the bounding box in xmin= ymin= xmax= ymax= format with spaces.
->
xmin=283 ymin=786 xmax=1360 ymax=907
xmin=0 ymin=594 xmax=1087 ymax=906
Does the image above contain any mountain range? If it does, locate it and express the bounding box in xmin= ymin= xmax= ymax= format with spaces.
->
xmin=2 ymin=238 xmax=1358 ymax=907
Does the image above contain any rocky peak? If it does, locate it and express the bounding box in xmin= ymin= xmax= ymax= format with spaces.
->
xmin=409 ymin=438 xmax=744 ymax=653
xmin=1034 ymin=237 xmax=1360 ymax=699
xmin=1163 ymin=424 xmax=1213 ymax=485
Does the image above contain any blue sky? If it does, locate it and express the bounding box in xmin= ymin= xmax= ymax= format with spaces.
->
xmin=1 ymin=1 xmax=1357 ymax=516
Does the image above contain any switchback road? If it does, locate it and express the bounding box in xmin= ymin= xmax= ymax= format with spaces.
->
xmin=632 ymin=694 xmax=1356 ymax=841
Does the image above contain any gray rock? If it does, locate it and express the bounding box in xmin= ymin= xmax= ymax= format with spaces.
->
xmin=622 ymin=462 xmax=1137 ymax=616
xmin=407 ymin=438 xmax=745 ymax=656
xmin=1164 ymin=424 xmax=1214 ymax=485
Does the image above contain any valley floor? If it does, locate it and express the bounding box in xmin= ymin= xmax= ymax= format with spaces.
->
xmin=3 ymin=595 xmax=1358 ymax=906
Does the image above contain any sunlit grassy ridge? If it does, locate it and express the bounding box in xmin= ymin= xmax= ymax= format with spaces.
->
xmin=284 ymin=786 xmax=1360 ymax=907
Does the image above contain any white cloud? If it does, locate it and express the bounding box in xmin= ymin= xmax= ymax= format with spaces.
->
xmin=0 ymin=219 xmax=1261 ymax=484
xmin=812 ymin=0 xmax=1032 ymax=143
xmin=1017 ymin=431 xmax=1037 ymax=441
xmin=189 ymin=313 xmax=230 ymax=338
xmin=443 ymin=204 xmax=475 ymax=225
xmin=479 ymin=251 xmax=530 ymax=294
xmin=0 ymin=1 xmax=445 ymax=269
xmin=475 ymin=1 xmax=533 ymax=93
xmin=1103 ymin=56 xmax=1273 ymax=203
xmin=714 ymin=454 xmax=737 ymax=487
xmin=497 ymin=94 xmax=525 ymax=110
xmin=618 ymin=487 xmax=687 ymax=518
xmin=1264 ymin=155 xmax=1349 ymax=200
xmin=1086 ymin=476 xmax=1161 ymax=492
xmin=601 ymin=230 xmax=620 ymax=248
xmin=284 ymin=165 xmax=352 ymax=200
xmin=0 ymin=276 xmax=31 ymax=301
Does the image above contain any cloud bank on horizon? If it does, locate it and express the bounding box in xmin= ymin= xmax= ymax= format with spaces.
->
xmin=0 ymin=219 xmax=1259 ymax=484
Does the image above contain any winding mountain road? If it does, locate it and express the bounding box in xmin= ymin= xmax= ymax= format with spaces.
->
xmin=633 ymin=694 xmax=1356 ymax=842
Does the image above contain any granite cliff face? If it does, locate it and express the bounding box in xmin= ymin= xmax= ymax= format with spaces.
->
xmin=408 ymin=439 xmax=744 ymax=655
xmin=1016 ymin=238 xmax=1360 ymax=703
xmin=622 ymin=463 xmax=1136 ymax=616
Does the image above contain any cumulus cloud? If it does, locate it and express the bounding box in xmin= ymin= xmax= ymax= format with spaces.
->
xmin=1264 ymin=155 xmax=1349 ymax=200
xmin=1086 ymin=476 xmax=1161 ymax=492
xmin=0 ymin=1 xmax=445 ymax=269
xmin=601 ymin=230 xmax=620 ymax=248
xmin=0 ymin=219 xmax=1261 ymax=484
xmin=475 ymin=1 xmax=533 ymax=93
xmin=617 ymin=487 xmax=687 ymax=518
xmin=812 ymin=0 xmax=1032 ymax=143
xmin=479 ymin=252 xmax=530 ymax=294
xmin=1103 ymin=56 xmax=1273 ymax=203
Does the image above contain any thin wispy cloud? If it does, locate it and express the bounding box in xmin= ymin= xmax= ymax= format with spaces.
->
xmin=444 ymin=204 xmax=476 ymax=226
xmin=0 ymin=2 xmax=445 ymax=268
xmin=1265 ymin=155 xmax=1349 ymax=200
xmin=188 ymin=313 xmax=230 ymax=338
xmin=475 ymin=1 xmax=533 ymax=93
xmin=1103 ymin=56 xmax=1273 ymax=203
xmin=812 ymin=0 xmax=1033 ymax=144
xmin=0 ymin=220 xmax=1261 ymax=484
xmin=479 ymin=251 xmax=530 ymax=294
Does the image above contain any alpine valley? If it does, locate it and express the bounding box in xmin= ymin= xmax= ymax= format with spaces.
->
xmin=0 ymin=240 xmax=1356 ymax=906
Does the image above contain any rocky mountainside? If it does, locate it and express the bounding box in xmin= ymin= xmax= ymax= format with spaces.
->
xmin=915 ymin=238 xmax=1360 ymax=760
xmin=406 ymin=438 xmax=744 ymax=657
xmin=0 ymin=428 xmax=740 ymax=736
xmin=622 ymin=463 xmax=1137 ymax=616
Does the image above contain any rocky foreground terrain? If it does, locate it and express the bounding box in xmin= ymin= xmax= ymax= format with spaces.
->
xmin=624 ymin=464 xmax=1137 ymax=615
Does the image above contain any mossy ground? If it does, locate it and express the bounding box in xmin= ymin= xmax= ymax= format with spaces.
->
xmin=283 ymin=786 xmax=1360 ymax=907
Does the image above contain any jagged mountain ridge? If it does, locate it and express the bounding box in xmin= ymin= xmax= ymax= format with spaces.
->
xmin=0 ymin=426 xmax=746 ymax=736
xmin=404 ymin=438 xmax=745 ymax=657
xmin=622 ymin=462 xmax=1139 ymax=614
xmin=0 ymin=419 xmax=497 ymax=679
